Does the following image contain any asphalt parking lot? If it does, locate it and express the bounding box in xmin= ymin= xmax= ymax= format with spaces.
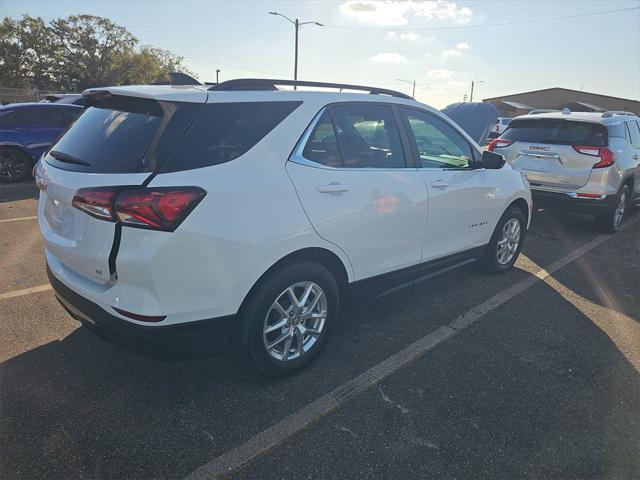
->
xmin=1 ymin=180 xmax=639 ymax=480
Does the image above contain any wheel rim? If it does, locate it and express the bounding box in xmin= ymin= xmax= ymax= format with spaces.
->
xmin=0 ymin=151 xmax=27 ymax=181
xmin=613 ymin=191 xmax=627 ymax=229
xmin=496 ymin=217 xmax=521 ymax=265
xmin=263 ymin=282 xmax=328 ymax=362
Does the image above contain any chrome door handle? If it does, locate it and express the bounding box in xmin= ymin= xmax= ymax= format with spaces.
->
xmin=430 ymin=181 xmax=449 ymax=190
xmin=317 ymin=183 xmax=350 ymax=194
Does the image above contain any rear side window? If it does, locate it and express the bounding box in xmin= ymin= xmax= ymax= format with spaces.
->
xmin=162 ymin=101 xmax=302 ymax=173
xmin=628 ymin=121 xmax=640 ymax=148
xmin=502 ymin=119 xmax=608 ymax=146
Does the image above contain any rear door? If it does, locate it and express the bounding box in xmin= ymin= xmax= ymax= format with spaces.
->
xmin=287 ymin=103 xmax=428 ymax=280
xmin=37 ymin=94 xmax=205 ymax=285
xmin=497 ymin=118 xmax=608 ymax=189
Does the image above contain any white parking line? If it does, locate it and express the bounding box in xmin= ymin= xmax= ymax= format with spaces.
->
xmin=184 ymin=215 xmax=640 ymax=480
xmin=0 ymin=284 xmax=52 ymax=301
xmin=0 ymin=216 xmax=37 ymax=224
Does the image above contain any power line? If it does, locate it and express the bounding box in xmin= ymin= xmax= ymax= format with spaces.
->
xmin=322 ymin=6 xmax=640 ymax=31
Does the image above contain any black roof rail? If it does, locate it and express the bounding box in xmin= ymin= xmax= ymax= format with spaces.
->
xmin=208 ymin=78 xmax=413 ymax=100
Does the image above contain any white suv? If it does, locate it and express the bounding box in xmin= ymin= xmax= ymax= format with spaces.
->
xmin=36 ymin=79 xmax=531 ymax=376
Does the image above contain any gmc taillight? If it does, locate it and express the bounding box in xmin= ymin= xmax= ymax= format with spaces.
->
xmin=487 ymin=138 xmax=513 ymax=152
xmin=72 ymin=186 xmax=206 ymax=231
xmin=572 ymin=146 xmax=615 ymax=168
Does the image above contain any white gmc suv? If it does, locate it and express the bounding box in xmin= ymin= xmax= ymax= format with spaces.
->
xmin=36 ymin=79 xmax=531 ymax=376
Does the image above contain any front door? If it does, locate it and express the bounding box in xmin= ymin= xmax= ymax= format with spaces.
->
xmin=399 ymin=107 xmax=499 ymax=261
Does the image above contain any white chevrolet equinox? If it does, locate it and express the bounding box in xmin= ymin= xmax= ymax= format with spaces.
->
xmin=36 ymin=79 xmax=532 ymax=376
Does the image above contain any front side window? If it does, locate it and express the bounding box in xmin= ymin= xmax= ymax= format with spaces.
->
xmin=402 ymin=108 xmax=474 ymax=169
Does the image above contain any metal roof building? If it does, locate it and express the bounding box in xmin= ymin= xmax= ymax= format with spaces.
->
xmin=483 ymin=87 xmax=640 ymax=117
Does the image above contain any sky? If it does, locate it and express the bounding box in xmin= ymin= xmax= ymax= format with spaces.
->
xmin=2 ymin=0 xmax=639 ymax=108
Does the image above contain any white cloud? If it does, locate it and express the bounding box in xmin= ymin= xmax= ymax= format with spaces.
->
xmin=455 ymin=41 xmax=470 ymax=50
xmin=387 ymin=31 xmax=422 ymax=41
xmin=369 ymin=52 xmax=408 ymax=63
xmin=441 ymin=48 xmax=463 ymax=58
xmin=427 ymin=68 xmax=455 ymax=79
xmin=339 ymin=1 xmax=473 ymax=27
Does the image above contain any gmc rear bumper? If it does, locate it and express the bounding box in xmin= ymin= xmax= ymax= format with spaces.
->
xmin=47 ymin=264 xmax=235 ymax=358
xmin=531 ymin=189 xmax=614 ymax=215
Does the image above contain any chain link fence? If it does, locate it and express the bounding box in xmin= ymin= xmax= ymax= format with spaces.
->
xmin=0 ymin=86 xmax=67 ymax=104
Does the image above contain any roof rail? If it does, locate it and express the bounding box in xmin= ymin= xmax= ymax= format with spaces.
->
xmin=208 ymin=78 xmax=413 ymax=100
xmin=602 ymin=110 xmax=636 ymax=118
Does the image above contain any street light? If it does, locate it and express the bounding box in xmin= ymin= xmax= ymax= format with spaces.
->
xmin=469 ymin=80 xmax=484 ymax=102
xmin=269 ymin=11 xmax=323 ymax=85
xmin=397 ymin=78 xmax=416 ymax=98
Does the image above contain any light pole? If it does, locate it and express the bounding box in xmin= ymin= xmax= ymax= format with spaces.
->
xmin=469 ymin=80 xmax=484 ymax=102
xmin=216 ymin=69 xmax=221 ymax=83
xmin=268 ymin=11 xmax=323 ymax=84
xmin=397 ymin=78 xmax=416 ymax=98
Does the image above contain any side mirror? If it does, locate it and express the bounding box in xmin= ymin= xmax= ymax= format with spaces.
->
xmin=481 ymin=150 xmax=505 ymax=169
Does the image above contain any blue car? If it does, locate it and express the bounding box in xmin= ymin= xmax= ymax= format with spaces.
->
xmin=0 ymin=102 xmax=82 ymax=182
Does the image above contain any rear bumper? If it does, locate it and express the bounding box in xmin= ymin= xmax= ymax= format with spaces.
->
xmin=48 ymin=264 xmax=235 ymax=357
xmin=531 ymin=189 xmax=614 ymax=214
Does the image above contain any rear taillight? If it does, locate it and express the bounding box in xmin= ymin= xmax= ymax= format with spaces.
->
xmin=487 ymin=138 xmax=513 ymax=152
xmin=72 ymin=187 xmax=118 ymax=221
xmin=572 ymin=146 xmax=615 ymax=168
xmin=72 ymin=187 xmax=206 ymax=231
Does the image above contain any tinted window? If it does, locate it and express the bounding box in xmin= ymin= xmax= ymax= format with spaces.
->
xmin=302 ymin=111 xmax=341 ymax=167
xmin=47 ymin=103 xmax=163 ymax=173
xmin=502 ymin=119 xmax=608 ymax=146
xmin=328 ymin=104 xmax=405 ymax=168
xmin=46 ymin=96 xmax=205 ymax=173
xmin=402 ymin=108 xmax=474 ymax=169
xmin=628 ymin=121 xmax=640 ymax=148
xmin=163 ymin=101 xmax=302 ymax=173
xmin=0 ymin=108 xmax=53 ymax=126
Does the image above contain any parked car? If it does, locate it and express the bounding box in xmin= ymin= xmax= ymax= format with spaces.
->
xmin=488 ymin=110 xmax=640 ymax=233
xmin=0 ymin=102 xmax=83 ymax=182
xmin=492 ymin=117 xmax=512 ymax=134
xmin=40 ymin=94 xmax=85 ymax=106
xmin=36 ymin=79 xmax=531 ymax=376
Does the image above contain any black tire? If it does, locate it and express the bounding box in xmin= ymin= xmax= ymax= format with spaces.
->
xmin=239 ymin=262 xmax=339 ymax=377
xmin=0 ymin=148 xmax=32 ymax=183
xmin=478 ymin=206 xmax=526 ymax=274
xmin=596 ymin=184 xmax=629 ymax=234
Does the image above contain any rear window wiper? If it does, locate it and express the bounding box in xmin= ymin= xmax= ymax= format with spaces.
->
xmin=49 ymin=150 xmax=91 ymax=166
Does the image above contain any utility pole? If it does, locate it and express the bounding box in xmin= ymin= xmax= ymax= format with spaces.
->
xmin=469 ymin=80 xmax=484 ymax=102
xmin=216 ymin=69 xmax=221 ymax=83
xmin=397 ymin=79 xmax=416 ymax=98
xmin=269 ymin=12 xmax=323 ymax=85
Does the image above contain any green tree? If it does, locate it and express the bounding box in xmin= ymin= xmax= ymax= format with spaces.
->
xmin=0 ymin=14 xmax=195 ymax=92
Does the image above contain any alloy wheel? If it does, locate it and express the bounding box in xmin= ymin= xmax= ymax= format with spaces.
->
xmin=497 ymin=217 xmax=521 ymax=265
xmin=262 ymin=282 xmax=328 ymax=361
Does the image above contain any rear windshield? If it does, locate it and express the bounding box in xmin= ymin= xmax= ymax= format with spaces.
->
xmin=501 ymin=119 xmax=608 ymax=146
xmin=160 ymin=101 xmax=302 ymax=173
xmin=45 ymin=95 xmax=179 ymax=173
